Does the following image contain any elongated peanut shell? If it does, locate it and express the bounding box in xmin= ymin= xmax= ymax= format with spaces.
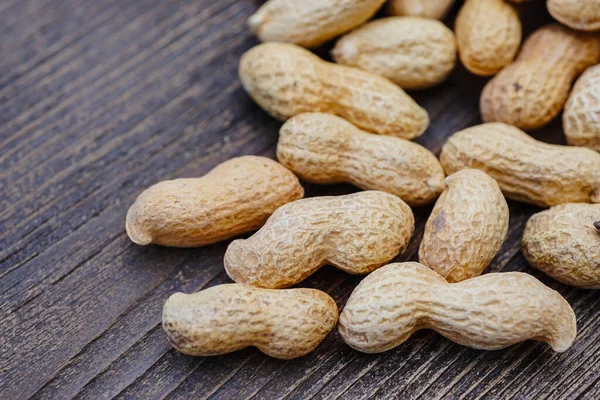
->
xmin=419 ymin=169 xmax=509 ymax=282
xmin=523 ymin=204 xmax=600 ymax=289
xmin=332 ymin=17 xmax=456 ymax=90
xmin=248 ymin=0 xmax=386 ymax=49
xmin=480 ymin=24 xmax=600 ymax=130
xmin=387 ymin=0 xmax=456 ymax=20
xmin=276 ymin=113 xmax=445 ymax=206
xmin=548 ymin=0 xmax=600 ymax=32
xmin=239 ymin=43 xmax=429 ymax=140
xmin=126 ymin=156 xmax=303 ymax=247
xmin=163 ymin=284 xmax=338 ymax=359
xmin=339 ymin=262 xmax=577 ymax=353
xmin=440 ymin=122 xmax=600 ymax=207
xmin=224 ymin=191 xmax=415 ymax=289
xmin=455 ymin=0 xmax=521 ymax=76
xmin=563 ymin=64 xmax=600 ymax=151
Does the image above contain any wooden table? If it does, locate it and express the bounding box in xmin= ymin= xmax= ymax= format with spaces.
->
xmin=2 ymin=1 xmax=598 ymax=398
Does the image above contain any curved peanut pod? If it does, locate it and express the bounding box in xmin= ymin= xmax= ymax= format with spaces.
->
xmin=126 ymin=156 xmax=304 ymax=247
xmin=339 ymin=262 xmax=577 ymax=353
xmin=276 ymin=113 xmax=445 ymax=206
xmin=224 ymin=191 xmax=415 ymax=289
xmin=332 ymin=17 xmax=456 ymax=90
xmin=419 ymin=169 xmax=509 ymax=282
xmin=455 ymin=0 xmax=521 ymax=76
xmin=440 ymin=122 xmax=600 ymax=207
xmin=248 ymin=0 xmax=386 ymax=49
xmin=480 ymin=24 xmax=600 ymax=130
xmin=239 ymin=43 xmax=429 ymax=140
xmin=548 ymin=0 xmax=600 ymax=32
xmin=564 ymin=64 xmax=600 ymax=152
xmin=523 ymin=203 xmax=600 ymax=289
xmin=387 ymin=0 xmax=456 ymax=20
xmin=163 ymin=284 xmax=338 ymax=359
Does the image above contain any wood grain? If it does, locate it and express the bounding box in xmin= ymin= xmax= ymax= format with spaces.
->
xmin=1 ymin=1 xmax=598 ymax=399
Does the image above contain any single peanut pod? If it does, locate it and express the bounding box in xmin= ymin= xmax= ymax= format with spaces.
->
xmin=248 ymin=0 xmax=387 ymax=49
xmin=563 ymin=64 xmax=600 ymax=152
xmin=548 ymin=0 xmax=600 ymax=32
xmin=239 ymin=43 xmax=429 ymax=140
xmin=522 ymin=204 xmax=600 ymax=289
xmin=276 ymin=113 xmax=445 ymax=206
xmin=480 ymin=24 xmax=600 ymax=130
xmin=224 ymin=191 xmax=415 ymax=289
xmin=440 ymin=122 xmax=600 ymax=207
xmin=339 ymin=262 xmax=577 ymax=353
xmin=419 ymin=169 xmax=509 ymax=282
xmin=455 ymin=0 xmax=522 ymax=76
xmin=163 ymin=284 xmax=338 ymax=359
xmin=332 ymin=17 xmax=456 ymax=90
xmin=126 ymin=156 xmax=304 ymax=247
xmin=387 ymin=0 xmax=456 ymax=20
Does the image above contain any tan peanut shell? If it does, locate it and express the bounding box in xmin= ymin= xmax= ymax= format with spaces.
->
xmin=455 ymin=0 xmax=522 ymax=76
xmin=163 ymin=284 xmax=338 ymax=359
xmin=548 ymin=0 xmax=600 ymax=32
xmin=339 ymin=262 xmax=577 ymax=353
xmin=248 ymin=0 xmax=386 ymax=49
xmin=332 ymin=17 xmax=456 ymax=90
xmin=563 ymin=64 xmax=600 ymax=152
xmin=480 ymin=24 xmax=600 ymax=130
xmin=126 ymin=156 xmax=303 ymax=247
xmin=239 ymin=42 xmax=429 ymax=140
xmin=224 ymin=191 xmax=415 ymax=289
xmin=276 ymin=113 xmax=445 ymax=206
xmin=440 ymin=122 xmax=600 ymax=207
xmin=522 ymin=204 xmax=600 ymax=289
xmin=387 ymin=0 xmax=456 ymax=20
xmin=419 ymin=169 xmax=509 ymax=282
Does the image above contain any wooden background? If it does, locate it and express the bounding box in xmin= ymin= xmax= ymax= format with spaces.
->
xmin=1 ymin=1 xmax=599 ymax=399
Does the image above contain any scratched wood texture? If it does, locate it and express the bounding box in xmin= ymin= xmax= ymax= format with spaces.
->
xmin=1 ymin=1 xmax=599 ymax=399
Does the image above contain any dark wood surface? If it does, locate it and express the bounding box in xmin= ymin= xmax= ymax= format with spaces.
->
xmin=1 ymin=1 xmax=599 ymax=399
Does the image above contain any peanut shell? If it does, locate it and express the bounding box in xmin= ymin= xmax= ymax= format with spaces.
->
xmin=563 ymin=64 xmax=600 ymax=152
xmin=239 ymin=42 xmax=430 ymax=140
xmin=522 ymin=203 xmax=600 ymax=289
xmin=224 ymin=191 xmax=415 ymax=289
xmin=276 ymin=113 xmax=445 ymax=206
xmin=480 ymin=24 xmax=600 ymax=130
xmin=248 ymin=0 xmax=387 ymax=49
xmin=440 ymin=122 xmax=600 ymax=207
xmin=455 ymin=0 xmax=522 ymax=76
xmin=163 ymin=284 xmax=338 ymax=359
xmin=332 ymin=17 xmax=457 ymax=90
xmin=548 ymin=0 xmax=600 ymax=32
xmin=339 ymin=262 xmax=577 ymax=353
xmin=126 ymin=156 xmax=303 ymax=247
xmin=419 ymin=169 xmax=509 ymax=282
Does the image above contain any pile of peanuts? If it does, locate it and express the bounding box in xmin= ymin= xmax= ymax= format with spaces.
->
xmin=126 ymin=0 xmax=600 ymax=360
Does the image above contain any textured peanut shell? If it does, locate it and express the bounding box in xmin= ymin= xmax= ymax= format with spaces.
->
xmin=480 ymin=24 xmax=600 ymax=130
xmin=125 ymin=156 xmax=304 ymax=247
xmin=387 ymin=0 xmax=456 ymax=20
xmin=563 ymin=64 xmax=600 ymax=152
xmin=455 ymin=0 xmax=522 ymax=76
xmin=248 ymin=0 xmax=386 ymax=49
xmin=224 ymin=191 xmax=415 ymax=289
xmin=239 ymin=42 xmax=429 ymax=140
xmin=548 ymin=0 xmax=600 ymax=32
xmin=276 ymin=113 xmax=445 ymax=206
xmin=419 ymin=169 xmax=509 ymax=282
xmin=522 ymin=204 xmax=600 ymax=289
xmin=440 ymin=122 xmax=600 ymax=207
xmin=163 ymin=284 xmax=338 ymax=359
xmin=339 ymin=262 xmax=577 ymax=353
xmin=332 ymin=17 xmax=456 ymax=90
